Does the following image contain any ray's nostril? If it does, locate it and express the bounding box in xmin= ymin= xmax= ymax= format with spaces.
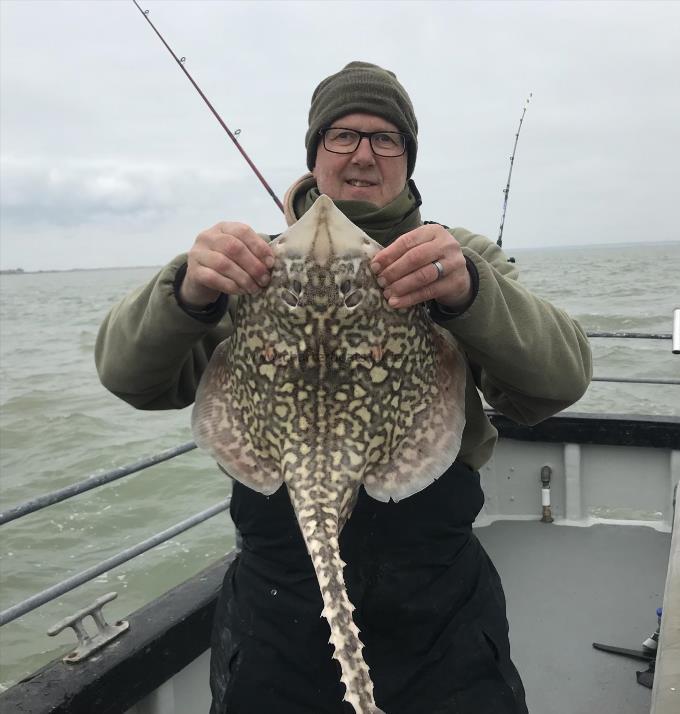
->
xmin=283 ymin=291 xmax=298 ymax=308
xmin=340 ymin=279 xmax=352 ymax=295
xmin=345 ymin=291 xmax=363 ymax=309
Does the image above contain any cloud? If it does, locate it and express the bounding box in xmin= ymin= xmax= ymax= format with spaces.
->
xmin=1 ymin=0 xmax=679 ymax=270
xmin=0 ymin=157 xmax=245 ymax=227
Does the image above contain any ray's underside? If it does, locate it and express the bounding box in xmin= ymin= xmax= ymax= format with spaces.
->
xmin=192 ymin=195 xmax=466 ymax=713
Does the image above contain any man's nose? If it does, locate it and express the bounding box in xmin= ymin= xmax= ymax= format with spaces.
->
xmin=351 ymin=136 xmax=376 ymax=164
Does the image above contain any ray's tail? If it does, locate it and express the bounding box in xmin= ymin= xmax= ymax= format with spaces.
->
xmin=294 ymin=502 xmax=385 ymax=714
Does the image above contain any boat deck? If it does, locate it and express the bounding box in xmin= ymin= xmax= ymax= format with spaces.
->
xmin=475 ymin=520 xmax=672 ymax=714
xmin=1 ymin=519 xmax=673 ymax=714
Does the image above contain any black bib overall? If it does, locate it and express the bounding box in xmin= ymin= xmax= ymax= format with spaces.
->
xmin=209 ymin=462 xmax=528 ymax=714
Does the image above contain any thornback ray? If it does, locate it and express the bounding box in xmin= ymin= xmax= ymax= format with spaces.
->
xmin=192 ymin=194 xmax=466 ymax=714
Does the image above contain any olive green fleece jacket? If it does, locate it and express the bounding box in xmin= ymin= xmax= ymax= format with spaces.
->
xmin=95 ymin=175 xmax=592 ymax=470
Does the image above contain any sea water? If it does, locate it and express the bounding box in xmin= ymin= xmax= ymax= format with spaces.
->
xmin=0 ymin=241 xmax=678 ymax=689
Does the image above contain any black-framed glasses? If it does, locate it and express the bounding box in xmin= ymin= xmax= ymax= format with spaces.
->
xmin=319 ymin=127 xmax=408 ymax=157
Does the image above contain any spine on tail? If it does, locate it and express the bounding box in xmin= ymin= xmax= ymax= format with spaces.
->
xmin=298 ymin=509 xmax=384 ymax=714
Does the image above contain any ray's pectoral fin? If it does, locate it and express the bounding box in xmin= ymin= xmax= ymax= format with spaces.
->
xmin=191 ymin=340 xmax=284 ymax=495
xmin=362 ymin=327 xmax=467 ymax=503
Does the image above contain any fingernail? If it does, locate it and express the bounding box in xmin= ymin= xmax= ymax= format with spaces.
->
xmin=370 ymin=261 xmax=381 ymax=274
xmin=377 ymin=277 xmax=387 ymax=288
xmin=383 ymin=288 xmax=391 ymax=299
xmin=388 ymin=296 xmax=399 ymax=307
xmin=265 ymin=256 xmax=275 ymax=268
xmin=260 ymin=273 xmax=271 ymax=285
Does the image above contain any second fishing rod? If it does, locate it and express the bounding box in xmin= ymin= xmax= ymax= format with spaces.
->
xmin=132 ymin=1 xmax=529 ymax=245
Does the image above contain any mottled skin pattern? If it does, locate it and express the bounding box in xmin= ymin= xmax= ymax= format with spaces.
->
xmin=192 ymin=196 xmax=466 ymax=714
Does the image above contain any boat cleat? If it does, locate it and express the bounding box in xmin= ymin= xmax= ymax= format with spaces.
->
xmin=47 ymin=591 xmax=129 ymax=664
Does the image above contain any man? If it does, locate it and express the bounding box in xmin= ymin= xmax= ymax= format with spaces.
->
xmin=96 ymin=61 xmax=592 ymax=714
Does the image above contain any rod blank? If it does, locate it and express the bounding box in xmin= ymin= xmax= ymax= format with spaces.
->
xmin=131 ymin=0 xmax=283 ymax=213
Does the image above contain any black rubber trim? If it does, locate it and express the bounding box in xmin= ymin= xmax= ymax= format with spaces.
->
xmin=489 ymin=411 xmax=680 ymax=450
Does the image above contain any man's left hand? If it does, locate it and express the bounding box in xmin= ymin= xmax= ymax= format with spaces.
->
xmin=370 ymin=224 xmax=473 ymax=309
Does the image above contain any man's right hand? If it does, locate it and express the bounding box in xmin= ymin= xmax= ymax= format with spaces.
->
xmin=179 ymin=222 xmax=276 ymax=308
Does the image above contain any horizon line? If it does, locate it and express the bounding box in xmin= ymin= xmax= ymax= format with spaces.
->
xmin=1 ymin=239 xmax=678 ymax=274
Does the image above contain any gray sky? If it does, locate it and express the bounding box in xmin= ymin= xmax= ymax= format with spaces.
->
xmin=1 ymin=0 xmax=679 ymax=271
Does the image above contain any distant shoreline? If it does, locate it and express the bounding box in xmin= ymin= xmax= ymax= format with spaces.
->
xmin=0 ymin=265 xmax=162 ymax=275
xmin=509 ymin=239 xmax=680 ymax=253
xmin=1 ymin=240 xmax=678 ymax=274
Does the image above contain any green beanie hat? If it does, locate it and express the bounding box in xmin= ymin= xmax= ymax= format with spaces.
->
xmin=305 ymin=61 xmax=418 ymax=178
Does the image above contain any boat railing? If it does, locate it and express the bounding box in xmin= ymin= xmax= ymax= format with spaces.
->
xmin=0 ymin=499 xmax=230 ymax=626
xmin=0 ymin=318 xmax=678 ymax=628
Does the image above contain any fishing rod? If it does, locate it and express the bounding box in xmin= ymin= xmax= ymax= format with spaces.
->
xmin=131 ymin=0 xmax=284 ymax=213
xmin=497 ymin=93 xmax=532 ymax=248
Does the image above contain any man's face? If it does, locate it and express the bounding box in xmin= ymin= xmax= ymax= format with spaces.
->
xmin=312 ymin=113 xmax=408 ymax=208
